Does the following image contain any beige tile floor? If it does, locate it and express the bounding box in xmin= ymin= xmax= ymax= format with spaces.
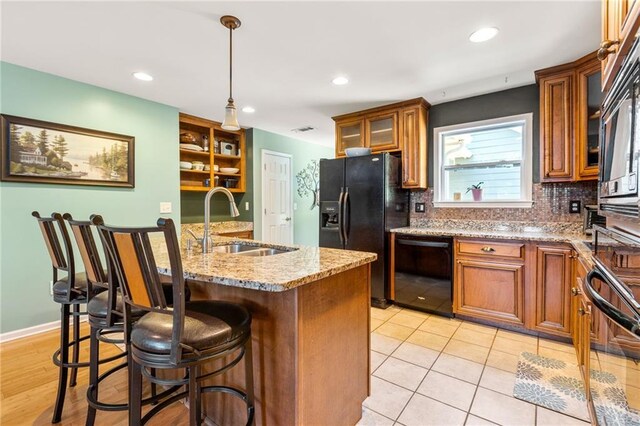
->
xmin=359 ymin=306 xmax=591 ymax=426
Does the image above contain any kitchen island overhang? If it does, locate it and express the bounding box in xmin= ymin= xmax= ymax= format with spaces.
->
xmin=152 ymin=236 xmax=376 ymax=426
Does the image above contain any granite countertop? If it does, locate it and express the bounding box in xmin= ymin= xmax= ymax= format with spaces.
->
xmin=391 ymin=219 xmax=595 ymax=266
xmin=153 ymin=235 xmax=377 ymax=292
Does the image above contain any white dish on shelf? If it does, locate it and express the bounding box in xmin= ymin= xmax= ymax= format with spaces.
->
xmin=180 ymin=143 xmax=204 ymax=152
xmin=219 ymin=167 xmax=239 ymax=174
xmin=179 ymin=161 xmax=193 ymax=170
xmin=345 ymin=147 xmax=372 ymax=157
xmin=192 ymin=161 xmax=205 ymax=171
xmin=213 ymin=165 xmax=219 ymax=172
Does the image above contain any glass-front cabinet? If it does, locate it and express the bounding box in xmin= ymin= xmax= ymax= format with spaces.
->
xmin=576 ymin=60 xmax=602 ymax=180
xmin=366 ymin=112 xmax=398 ymax=152
xmin=332 ymin=98 xmax=429 ymax=189
xmin=336 ymin=119 xmax=364 ymax=156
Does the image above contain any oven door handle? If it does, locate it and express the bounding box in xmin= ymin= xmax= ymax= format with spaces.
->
xmin=592 ymin=257 xmax=640 ymax=314
xmin=396 ymin=239 xmax=450 ymax=249
xmin=585 ymin=268 xmax=640 ymax=339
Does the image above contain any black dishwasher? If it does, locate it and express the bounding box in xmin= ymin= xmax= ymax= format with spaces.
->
xmin=393 ymin=235 xmax=453 ymax=317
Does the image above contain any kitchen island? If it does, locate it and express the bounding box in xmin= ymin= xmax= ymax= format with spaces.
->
xmin=153 ymin=236 xmax=376 ymax=426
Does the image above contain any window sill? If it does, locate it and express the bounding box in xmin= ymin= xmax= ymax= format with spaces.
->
xmin=433 ymin=201 xmax=533 ymax=209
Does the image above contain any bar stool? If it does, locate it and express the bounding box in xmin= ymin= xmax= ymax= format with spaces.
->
xmin=32 ymin=211 xmax=103 ymax=423
xmin=63 ymin=214 xmax=189 ymax=426
xmin=93 ymin=215 xmax=255 ymax=426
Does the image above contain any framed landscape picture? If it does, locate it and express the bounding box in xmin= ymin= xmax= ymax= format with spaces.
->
xmin=0 ymin=114 xmax=134 ymax=188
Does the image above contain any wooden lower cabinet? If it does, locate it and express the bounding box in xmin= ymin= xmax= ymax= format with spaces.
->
xmin=454 ymin=238 xmax=578 ymax=337
xmin=454 ymin=253 xmax=525 ymax=326
xmin=454 ymin=239 xmax=525 ymax=327
xmin=533 ymin=245 xmax=573 ymax=337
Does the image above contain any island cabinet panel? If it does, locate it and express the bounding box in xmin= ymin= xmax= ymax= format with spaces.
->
xmin=454 ymin=259 xmax=525 ymax=326
xmin=532 ymin=245 xmax=573 ymax=337
xmin=186 ymin=264 xmax=371 ymax=426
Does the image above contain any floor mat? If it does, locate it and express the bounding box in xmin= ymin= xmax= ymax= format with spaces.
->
xmin=513 ymin=351 xmax=589 ymax=422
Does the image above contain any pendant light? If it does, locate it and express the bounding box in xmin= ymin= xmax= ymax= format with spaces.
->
xmin=221 ymin=15 xmax=241 ymax=131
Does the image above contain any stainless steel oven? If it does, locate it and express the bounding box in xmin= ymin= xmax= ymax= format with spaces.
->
xmin=585 ymin=226 xmax=640 ymax=424
xmin=599 ymin=38 xmax=640 ymax=219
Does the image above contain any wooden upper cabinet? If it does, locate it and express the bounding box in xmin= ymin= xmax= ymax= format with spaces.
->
xmin=576 ymin=60 xmax=603 ymax=180
xmin=536 ymin=53 xmax=601 ymax=183
xmin=533 ymin=245 xmax=573 ymax=337
xmin=333 ymin=98 xmax=429 ymax=189
xmin=539 ymin=71 xmax=573 ymax=182
xmin=335 ymin=119 xmax=365 ymax=157
xmin=600 ymin=0 xmax=640 ymax=90
xmin=400 ymin=106 xmax=428 ymax=189
xmin=365 ymin=111 xmax=398 ymax=152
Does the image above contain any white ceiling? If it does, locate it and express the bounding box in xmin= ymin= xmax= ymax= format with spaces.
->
xmin=1 ymin=1 xmax=600 ymax=147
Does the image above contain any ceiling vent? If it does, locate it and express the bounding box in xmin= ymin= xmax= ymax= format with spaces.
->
xmin=291 ymin=126 xmax=316 ymax=133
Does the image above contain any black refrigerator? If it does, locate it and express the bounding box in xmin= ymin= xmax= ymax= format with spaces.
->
xmin=319 ymin=153 xmax=409 ymax=308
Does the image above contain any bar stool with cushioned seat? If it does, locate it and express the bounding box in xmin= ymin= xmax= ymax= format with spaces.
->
xmin=93 ymin=215 xmax=255 ymax=426
xmin=63 ymin=213 xmax=191 ymax=426
xmin=32 ymin=211 xmax=103 ymax=423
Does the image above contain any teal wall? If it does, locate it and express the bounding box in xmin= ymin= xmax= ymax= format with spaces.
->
xmin=250 ymin=128 xmax=333 ymax=246
xmin=0 ymin=62 xmax=181 ymax=333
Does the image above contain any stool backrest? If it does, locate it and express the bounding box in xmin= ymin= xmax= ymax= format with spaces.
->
xmin=64 ymin=213 xmax=119 ymax=323
xmin=32 ymin=211 xmax=78 ymax=300
xmin=92 ymin=215 xmax=186 ymax=362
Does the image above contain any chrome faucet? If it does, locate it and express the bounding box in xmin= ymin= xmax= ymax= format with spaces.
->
xmin=201 ymin=186 xmax=240 ymax=253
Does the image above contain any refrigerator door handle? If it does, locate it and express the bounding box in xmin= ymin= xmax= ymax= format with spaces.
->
xmin=343 ymin=187 xmax=350 ymax=246
xmin=338 ymin=188 xmax=345 ymax=246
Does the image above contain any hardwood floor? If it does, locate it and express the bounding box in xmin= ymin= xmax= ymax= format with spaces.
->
xmin=0 ymin=322 xmax=189 ymax=425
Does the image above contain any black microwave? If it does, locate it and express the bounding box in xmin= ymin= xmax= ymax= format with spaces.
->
xmin=600 ymin=39 xmax=640 ymax=218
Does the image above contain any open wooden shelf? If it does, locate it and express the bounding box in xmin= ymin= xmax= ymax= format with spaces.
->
xmin=179 ymin=113 xmax=246 ymax=193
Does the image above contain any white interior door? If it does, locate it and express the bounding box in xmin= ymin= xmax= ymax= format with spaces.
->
xmin=261 ymin=150 xmax=293 ymax=244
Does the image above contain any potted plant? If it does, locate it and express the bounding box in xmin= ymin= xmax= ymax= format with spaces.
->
xmin=466 ymin=182 xmax=484 ymax=201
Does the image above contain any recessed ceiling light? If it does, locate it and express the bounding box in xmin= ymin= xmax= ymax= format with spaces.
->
xmin=132 ymin=71 xmax=153 ymax=81
xmin=332 ymin=76 xmax=349 ymax=85
xmin=242 ymin=106 xmax=256 ymax=113
xmin=469 ymin=27 xmax=499 ymax=43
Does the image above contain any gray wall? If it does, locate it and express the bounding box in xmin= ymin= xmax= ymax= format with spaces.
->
xmin=428 ymin=84 xmax=540 ymax=185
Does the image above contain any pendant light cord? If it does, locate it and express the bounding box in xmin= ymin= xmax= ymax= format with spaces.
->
xmin=228 ymin=26 xmax=233 ymax=102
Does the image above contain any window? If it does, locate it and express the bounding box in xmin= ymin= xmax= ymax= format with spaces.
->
xmin=433 ymin=113 xmax=533 ymax=208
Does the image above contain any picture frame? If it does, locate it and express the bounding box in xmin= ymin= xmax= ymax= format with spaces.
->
xmin=0 ymin=114 xmax=135 ymax=188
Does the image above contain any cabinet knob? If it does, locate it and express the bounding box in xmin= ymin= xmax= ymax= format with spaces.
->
xmin=578 ymin=307 xmax=586 ymax=316
xmin=571 ymin=287 xmax=580 ymax=296
xmin=597 ymin=39 xmax=620 ymax=61
xmin=481 ymin=246 xmax=495 ymax=253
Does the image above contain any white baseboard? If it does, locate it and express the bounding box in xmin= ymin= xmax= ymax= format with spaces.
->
xmin=0 ymin=317 xmax=87 ymax=343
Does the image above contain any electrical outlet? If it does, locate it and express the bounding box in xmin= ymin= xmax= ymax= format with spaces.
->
xmin=294 ymin=203 xmax=298 ymax=211
xmin=415 ymin=202 xmax=426 ymax=213
xmin=50 ymin=280 xmax=54 ymax=296
xmin=159 ymin=202 xmax=172 ymax=214
xmin=569 ymin=200 xmax=581 ymax=214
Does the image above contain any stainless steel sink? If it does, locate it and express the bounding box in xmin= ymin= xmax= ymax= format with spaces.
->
xmin=210 ymin=244 xmax=290 ymax=256
xmin=235 ymin=248 xmax=288 ymax=257
xmin=209 ymin=244 xmax=262 ymax=253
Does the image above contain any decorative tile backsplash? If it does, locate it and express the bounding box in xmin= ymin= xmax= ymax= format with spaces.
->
xmin=410 ymin=181 xmax=597 ymax=226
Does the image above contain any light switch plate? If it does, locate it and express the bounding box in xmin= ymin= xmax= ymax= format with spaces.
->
xmin=245 ymin=202 xmax=250 ymax=211
xmin=159 ymin=202 xmax=172 ymax=214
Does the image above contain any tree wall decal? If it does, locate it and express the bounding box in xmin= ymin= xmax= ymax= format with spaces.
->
xmin=296 ymin=160 xmax=320 ymax=210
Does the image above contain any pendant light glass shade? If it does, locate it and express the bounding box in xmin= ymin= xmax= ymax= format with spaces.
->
xmin=222 ymin=99 xmax=240 ymax=131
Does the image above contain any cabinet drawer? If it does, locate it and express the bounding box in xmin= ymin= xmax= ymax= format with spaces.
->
xmin=457 ymin=240 xmax=525 ymax=260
